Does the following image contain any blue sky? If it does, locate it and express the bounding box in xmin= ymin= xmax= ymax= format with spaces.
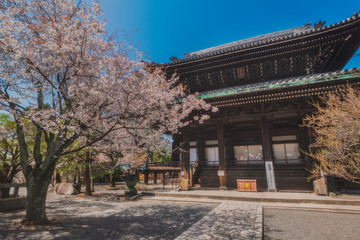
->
xmin=98 ymin=0 xmax=360 ymax=68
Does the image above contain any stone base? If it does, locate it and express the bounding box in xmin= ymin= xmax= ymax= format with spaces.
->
xmin=124 ymin=188 xmax=137 ymax=197
xmin=313 ymin=178 xmax=328 ymax=196
xmin=0 ymin=196 xmax=27 ymax=212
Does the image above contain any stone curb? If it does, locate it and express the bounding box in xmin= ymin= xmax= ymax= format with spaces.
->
xmin=142 ymin=192 xmax=360 ymax=206
xmin=262 ymin=205 xmax=360 ymax=214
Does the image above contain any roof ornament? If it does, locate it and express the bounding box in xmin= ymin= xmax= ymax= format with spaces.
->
xmin=351 ymin=11 xmax=360 ymax=18
xmin=313 ymin=20 xmax=326 ymax=29
xmin=169 ymin=56 xmax=178 ymax=62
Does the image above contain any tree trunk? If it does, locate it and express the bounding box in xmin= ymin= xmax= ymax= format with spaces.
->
xmin=22 ymin=177 xmax=51 ymax=225
xmin=109 ymin=173 xmax=115 ymax=187
xmin=84 ymin=151 xmax=92 ymax=196
xmin=55 ymin=173 xmax=61 ymax=183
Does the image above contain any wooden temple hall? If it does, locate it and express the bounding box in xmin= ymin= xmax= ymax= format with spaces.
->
xmin=163 ymin=12 xmax=360 ymax=191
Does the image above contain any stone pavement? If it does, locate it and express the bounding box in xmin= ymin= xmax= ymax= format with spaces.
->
xmin=140 ymin=194 xmax=360 ymax=240
xmin=175 ymin=201 xmax=262 ymax=240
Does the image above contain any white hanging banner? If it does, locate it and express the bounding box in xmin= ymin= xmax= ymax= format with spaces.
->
xmin=265 ymin=161 xmax=276 ymax=191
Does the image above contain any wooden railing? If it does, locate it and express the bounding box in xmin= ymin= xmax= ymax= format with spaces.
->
xmin=227 ymin=159 xmax=265 ymax=166
xmin=273 ymin=158 xmax=302 ymax=165
xmin=146 ymin=161 xmax=181 ymax=168
xmin=198 ymin=160 xmax=219 ymax=167
xmin=0 ymin=183 xmax=26 ymax=197
xmin=226 ymin=158 xmax=303 ymax=167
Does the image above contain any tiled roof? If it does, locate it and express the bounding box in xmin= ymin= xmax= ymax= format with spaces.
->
xmin=166 ymin=11 xmax=360 ymax=66
xmin=197 ymin=68 xmax=360 ymax=100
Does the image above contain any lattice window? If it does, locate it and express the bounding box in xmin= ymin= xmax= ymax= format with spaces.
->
xmin=223 ymin=69 xmax=234 ymax=84
xmin=294 ymin=55 xmax=305 ymax=74
xmin=188 ymin=75 xmax=198 ymax=90
xmin=248 ymin=64 xmax=260 ymax=80
xmin=272 ymin=143 xmax=301 ymax=164
xmin=211 ymin=71 xmax=221 ymax=87
xmin=278 ymin=58 xmax=290 ymax=75
xmin=234 ymin=145 xmax=263 ymax=165
xmin=263 ymin=61 xmax=275 ymax=78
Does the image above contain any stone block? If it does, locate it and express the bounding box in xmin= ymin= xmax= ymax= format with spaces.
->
xmin=0 ymin=197 xmax=27 ymax=212
xmin=54 ymin=183 xmax=80 ymax=195
xmin=313 ymin=178 xmax=328 ymax=196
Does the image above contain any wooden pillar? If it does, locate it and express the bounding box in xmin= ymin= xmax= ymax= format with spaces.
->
xmin=217 ymin=121 xmax=227 ymax=189
xmin=182 ymin=129 xmax=190 ymax=179
xmin=197 ymin=129 xmax=205 ymax=165
xmin=13 ymin=186 xmax=19 ymax=196
xmin=260 ymin=116 xmax=272 ymax=162
xmin=154 ymin=172 xmax=157 ymax=184
xmin=172 ymin=134 xmax=181 ymax=162
xmin=197 ymin=132 xmax=205 ymax=165
xmin=307 ymin=127 xmax=316 ymax=145
xmin=306 ymin=126 xmax=316 ymax=171
xmin=163 ymin=173 xmax=166 ymax=185
xmin=144 ymin=171 xmax=149 ymax=185
xmin=225 ymin=133 xmax=234 ymax=167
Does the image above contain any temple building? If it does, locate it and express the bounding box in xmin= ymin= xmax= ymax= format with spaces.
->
xmin=165 ymin=12 xmax=360 ymax=191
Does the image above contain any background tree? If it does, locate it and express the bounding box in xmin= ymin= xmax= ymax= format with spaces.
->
xmin=0 ymin=0 xmax=215 ymax=225
xmin=55 ymin=140 xmax=85 ymax=185
xmin=0 ymin=114 xmax=21 ymax=198
xmin=305 ymin=86 xmax=360 ymax=183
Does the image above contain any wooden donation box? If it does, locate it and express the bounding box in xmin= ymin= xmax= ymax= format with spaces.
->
xmin=237 ymin=179 xmax=257 ymax=192
xmin=180 ymin=178 xmax=191 ymax=191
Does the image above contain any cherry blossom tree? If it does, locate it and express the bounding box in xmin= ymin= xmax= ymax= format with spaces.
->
xmin=0 ymin=0 xmax=215 ymax=225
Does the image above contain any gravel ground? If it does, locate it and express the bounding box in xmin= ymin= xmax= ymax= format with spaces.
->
xmin=0 ymin=191 xmax=216 ymax=240
xmin=263 ymin=208 xmax=360 ymax=240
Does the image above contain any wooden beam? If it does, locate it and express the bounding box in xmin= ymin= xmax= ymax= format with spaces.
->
xmin=0 ymin=183 xmax=26 ymax=188
xmin=217 ymin=121 xmax=227 ymax=189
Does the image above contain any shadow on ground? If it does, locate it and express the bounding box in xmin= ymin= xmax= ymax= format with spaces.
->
xmin=1 ymin=195 xmax=215 ymax=240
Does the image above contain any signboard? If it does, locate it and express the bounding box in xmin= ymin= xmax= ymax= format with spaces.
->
xmin=217 ymin=171 xmax=225 ymax=176
xmin=236 ymin=67 xmax=245 ymax=79
xmin=265 ymin=161 xmax=276 ymax=191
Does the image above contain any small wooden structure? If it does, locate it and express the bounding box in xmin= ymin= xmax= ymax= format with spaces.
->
xmin=237 ymin=179 xmax=257 ymax=192
xmin=141 ymin=161 xmax=181 ymax=187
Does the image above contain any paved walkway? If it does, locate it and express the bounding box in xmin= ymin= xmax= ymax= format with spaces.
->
xmin=140 ymin=194 xmax=360 ymax=240
xmin=175 ymin=201 xmax=262 ymax=240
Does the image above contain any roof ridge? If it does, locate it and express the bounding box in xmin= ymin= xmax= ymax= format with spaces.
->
xmin=187 ymin=24 xmax=312 ymax=57
xmin=166 ymin=11 xmax=360 ymax=66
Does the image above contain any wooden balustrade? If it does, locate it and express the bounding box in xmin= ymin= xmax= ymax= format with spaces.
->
xmin=0 ymin=183 xmax=26 ymax=197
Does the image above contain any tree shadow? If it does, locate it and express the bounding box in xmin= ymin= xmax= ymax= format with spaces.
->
xmin=1 ymin=203 xmax=215 ymax=240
